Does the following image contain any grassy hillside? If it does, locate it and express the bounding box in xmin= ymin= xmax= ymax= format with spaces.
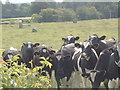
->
xmin=1 ymin=18 xmax=118 ymax=50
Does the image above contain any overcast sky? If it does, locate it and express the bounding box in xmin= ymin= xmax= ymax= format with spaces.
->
xmin=1 ymin=0 xmax=64 ymax=4
xmin=1 ymin=0 xmax=119 ymax=4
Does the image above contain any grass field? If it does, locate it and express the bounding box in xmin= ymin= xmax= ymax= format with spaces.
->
xmin=0 ymin=18 xmax=119 ymax=88
xmin=1 ymin=18 xmax=118 ymax=50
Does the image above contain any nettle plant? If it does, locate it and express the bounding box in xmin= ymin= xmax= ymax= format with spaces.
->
xmin=0 ymin=49 xmax=52 ymax=89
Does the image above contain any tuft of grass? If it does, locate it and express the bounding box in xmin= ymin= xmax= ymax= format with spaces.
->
xmin=2 ymin=18 xmax=118 ymax=50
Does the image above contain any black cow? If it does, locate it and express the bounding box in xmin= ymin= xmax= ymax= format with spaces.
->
xmin=33 ymin=45 xmax=58 ymax=79
xmin=2 ymin=47 xmax=23 ymax=67
xmin=89 ymin=47 xmax=120 ymax=89
xmin=56 ymin=43 xmax=83 ymax=88
xmin=21 ymin=42 xmax=34 ymax=68
xmin=62 ymin=34 xmax=79 ymax=46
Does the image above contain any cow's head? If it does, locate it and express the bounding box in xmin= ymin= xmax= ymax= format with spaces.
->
xmin=33 ymin=45 xmax=56 ymax=61
xmin=23 ymin=42 xmax=33 ymax=49
xmin=89 ymin=34 xmax=106 ymax=45
xmin=4 ymin=52 xmax=14 ymax=61
xmin=62 ymin=34 xmax=80 ymax=45
xmin=79 ymin=41 xmax=98 ymax=61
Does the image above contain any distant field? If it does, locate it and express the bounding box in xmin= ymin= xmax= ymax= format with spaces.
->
xmin=1 ymin=17 xmax=31 ymax=21
xmin=1 ymin=18 xmax=118 ymax=50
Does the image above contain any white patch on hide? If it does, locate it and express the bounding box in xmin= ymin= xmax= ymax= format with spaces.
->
xmin=68 ymin=35 xmax=74 ymax=41
xmin=9 ymin=47 xmax=17 ymax=51
xmin=43 ymin=49 xmax=47 ymax=53
xmin=90 ymin=72 xmax=96 ymax=83
xmin=8 ymin=54 xmax=13 ymax=60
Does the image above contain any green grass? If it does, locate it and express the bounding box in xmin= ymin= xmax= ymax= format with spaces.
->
xmin=1 ymin=18 xmax=118 ymax=50
xmin=1 ymin=17 xmax=31 ymax=21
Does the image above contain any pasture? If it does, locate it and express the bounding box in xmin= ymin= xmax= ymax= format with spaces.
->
xmin=1 ymin=18 xmax=118 ymax=50
xmin=1 ymin=18 xmax=119 ymax=88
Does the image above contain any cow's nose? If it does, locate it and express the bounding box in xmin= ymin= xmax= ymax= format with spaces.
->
xmin=56 ymin=55 xmax=61 ymax=60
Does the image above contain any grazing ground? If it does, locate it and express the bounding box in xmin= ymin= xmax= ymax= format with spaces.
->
xmin=1 ymin=18 xmax=118 ymax=50
xmin=1 ymin=18 xmax=119 ymax=88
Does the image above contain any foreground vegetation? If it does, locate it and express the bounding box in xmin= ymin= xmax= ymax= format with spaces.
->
xmin=0 ymin=51 xmax=53 ymax=89
xmin=2 ymin=18 xmax=118 ymax=50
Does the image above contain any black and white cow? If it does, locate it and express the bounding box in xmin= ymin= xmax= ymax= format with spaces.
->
xmin=56 ymin=44 xmax=73 ymax=88
xmin=88 ymin=34 xmax=117 ymax=56
xmin=32 ymin=44 xmax=58 ymax=79
xmin=88 ymin=34 xmax=108 ymax=56
xmin=74 ymin=41 xmax=99 ymax=88
xmin=2 ymin=47 xmax=23 ymax=67
xmin=21 ymin=42 xmax=34 ymax=68
xmin=56 ymin=43 xmax=84 ymax=88
xmin=88 ymin=47 xmax=120 ymax=89
xmin=62 ymin=34 xmax=80 ymax=46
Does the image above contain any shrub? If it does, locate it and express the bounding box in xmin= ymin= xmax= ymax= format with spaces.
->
xmin=0 ymin=50 xmax=51 ymax=89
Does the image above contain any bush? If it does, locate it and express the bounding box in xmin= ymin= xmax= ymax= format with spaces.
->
xmin=0 ymin=50 xmax=51 ymax=89
xmin=31 ymin=14 xmax=42 ymax=23
xmin=31 ymin=8 xmax=77 ymax=22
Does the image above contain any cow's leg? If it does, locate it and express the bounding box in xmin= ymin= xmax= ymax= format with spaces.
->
xmin=108 ymin=79 xmax=115 ymax=88
xmin=50 ymin=70 xmax=56 ymax=88
xmin=66 ymin=75 xmax=72 ymax=88
xmin=115 ymin=78 xmax=119 ymax=89
xmin=72 ymin=71 xmax=80 ymax=88
xmin=82 ymin=76 xmax=87 ymax=88
xmin=61 ymin=77 xmax=67 ymax=88
xmin=103 ymin=79 xmax=108 ymax=90
xmin=55 ymin=72 xmax=62 ymax=89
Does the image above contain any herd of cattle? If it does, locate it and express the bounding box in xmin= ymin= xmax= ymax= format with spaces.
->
xmin=2 ymin=34 xmax=120 ymax=89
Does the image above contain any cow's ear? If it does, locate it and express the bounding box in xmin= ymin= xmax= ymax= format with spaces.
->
xmin=92 ymin=43 xmax=99 ymax=49
xmin=75 ymin=43 xmax=81 ymax=48
xmin=75 ymin=36 xmax=80 ymax=40
xmin=49 ymin=50 xmax=56 ymax=55
xmin=23 ymin=42 xmax=26 ymax=46
xmin=62 ymin=38 xmax=66 ymax=41
xmin=33 ymin=43 xmax=40 ymax=47
xmin=99 ymin=35 xmax=106 ymax=40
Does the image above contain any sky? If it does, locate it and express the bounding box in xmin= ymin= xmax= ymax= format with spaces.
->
xmin=1 ymin=0 xmax=119 ymax=4
xmin=1 ymin=0 xmax=64 ymax=4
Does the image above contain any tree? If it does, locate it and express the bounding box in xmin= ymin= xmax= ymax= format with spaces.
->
xmin=76 ymin=6 xmax=102 ymax=20
xmin=39 ymin=8 xmax=58 ymax=22
xmin=94 ymin=2 xmax=118 ymax=19
xmin=30 ymin=2 xmax=50 ymax=14
xmin=38 ymin=8 xmax=76 ymax=22
xmin=56 ymin=8 xmax=76 ymax=22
